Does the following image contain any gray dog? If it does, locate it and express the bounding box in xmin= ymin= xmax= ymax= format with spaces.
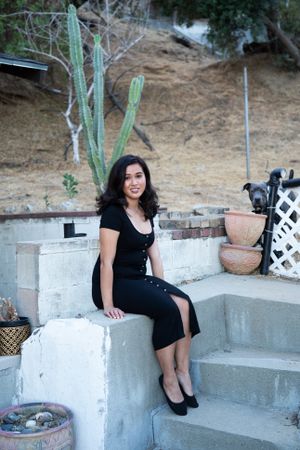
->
xmin=243 ymin=181 xmax=297 ymax=223
xmin=243 ymin=182 xmax=268 ymax=214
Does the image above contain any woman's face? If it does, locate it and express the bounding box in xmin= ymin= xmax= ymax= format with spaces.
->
xmin=122 ymin=163 xmax=146 ymax=201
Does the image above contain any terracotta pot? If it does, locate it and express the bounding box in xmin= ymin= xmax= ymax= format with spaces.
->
xmin=219 ymin=243 xmax=263 ymax=275
xmin=224 ymin=210 xmax=267 ymax=246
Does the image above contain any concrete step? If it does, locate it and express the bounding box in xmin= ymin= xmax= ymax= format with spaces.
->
xmin=152 ymin=395 xmax=300 ymax=450
xmin=184 ymin=274 xmax=300 ymax=355
xmin=224 ymin=293 xmax=300 ymax=353
xmin=193 ymin=347 xmax=300 ymax=411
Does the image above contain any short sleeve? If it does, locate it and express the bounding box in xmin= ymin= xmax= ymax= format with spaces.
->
xmin=100 ymin=205 xmax=123 ymax=232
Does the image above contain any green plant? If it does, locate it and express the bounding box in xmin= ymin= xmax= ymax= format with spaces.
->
xmin=67 ymin=4 xmax=144 ymax=194
xmin=62 ymin=173 xmax=79 ymax=199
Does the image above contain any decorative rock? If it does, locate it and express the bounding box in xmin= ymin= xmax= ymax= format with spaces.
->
xmin=0 ymin=406 xmax=69 ymax=435
xmin=25 ymin=420 xmax=37 ymax=428
xmin=1 ymin=424 xmax=14 ymax=432
xmin=3 ymin=413 xmax=22 ymax=424
xmin=36 ymin=412 xmax=53 ymax=424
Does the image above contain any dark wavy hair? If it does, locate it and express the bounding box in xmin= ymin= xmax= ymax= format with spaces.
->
xmin=96 ymin=154 xmax=159 ymax=219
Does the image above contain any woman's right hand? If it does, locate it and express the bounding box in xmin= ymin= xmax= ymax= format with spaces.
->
xmin=104 ymin=306 xmax=125 ymax=319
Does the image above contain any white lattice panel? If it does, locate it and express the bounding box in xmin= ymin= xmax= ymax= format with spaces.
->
xmin=269 ymin=187 xmax=300 ymax=279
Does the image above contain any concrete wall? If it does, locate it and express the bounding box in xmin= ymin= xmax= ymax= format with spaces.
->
xmin=15 ymin=230 xmax=225 ymax=328
xmin=0 ymin=209 xmax=226 ymax=303
xmin=0 ymin=356 xmax=20 ymax=408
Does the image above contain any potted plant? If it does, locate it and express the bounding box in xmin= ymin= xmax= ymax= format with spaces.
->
xmin=0 ymin=298 xmax=31 ymax=356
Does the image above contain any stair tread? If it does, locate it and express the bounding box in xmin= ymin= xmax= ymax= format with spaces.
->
xmin=197 ymin=347 xmax=300 ymax=371
xmin=153 ymin=395 xmax=300 ymax=449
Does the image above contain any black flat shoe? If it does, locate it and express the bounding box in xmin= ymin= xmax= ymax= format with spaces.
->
xmin=179 ymin=382 xmax=199 ymax=408
xmin=159 ymin=375 xmax=187 ymax=416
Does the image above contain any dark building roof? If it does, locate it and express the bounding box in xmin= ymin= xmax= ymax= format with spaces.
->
xmin=0 ymin=53 xmax=48 ymax=82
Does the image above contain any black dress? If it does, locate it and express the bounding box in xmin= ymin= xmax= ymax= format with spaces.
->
xmin=92 ymin=204 xmax=200 ymax=350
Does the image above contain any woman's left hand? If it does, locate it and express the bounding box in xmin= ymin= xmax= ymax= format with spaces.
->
xmin=104 ymin=306 xmax=125 ymax=319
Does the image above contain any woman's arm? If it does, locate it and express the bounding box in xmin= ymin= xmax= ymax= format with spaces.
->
xmin=100 ymin=227 xmax=124 ymax=319
xmin=147 ymin=238 xmax=164 ymax=279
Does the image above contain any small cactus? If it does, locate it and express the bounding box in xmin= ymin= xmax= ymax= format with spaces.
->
xmin=0 ymin=298 xmax=19 ymax=321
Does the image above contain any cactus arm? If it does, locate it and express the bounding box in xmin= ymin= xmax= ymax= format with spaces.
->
xmin=68 ymin=5 xmax=105 ymax=189
xmin=107 ymin=75 xmax=144 ymax=177
xmin=93 ymin=35 xmax=106 ymax=175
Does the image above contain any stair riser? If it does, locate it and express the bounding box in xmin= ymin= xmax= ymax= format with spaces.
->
xmin=225 ymin=295 xmax=300 ymax=353
xmin=153 ymin=421 xmax=289 ymax=450
xmin=197 ymin=361 xmax=300 ymax=410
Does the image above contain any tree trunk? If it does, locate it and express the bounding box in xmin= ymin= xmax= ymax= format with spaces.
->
xmin=264 ymin=16 xmax=300 ymax=68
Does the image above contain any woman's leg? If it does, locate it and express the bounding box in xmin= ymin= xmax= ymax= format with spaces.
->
xmin=155 ymin=342 xmax=184 ymax=403
xmin=170 ymin=295 xmax=194 ymax=396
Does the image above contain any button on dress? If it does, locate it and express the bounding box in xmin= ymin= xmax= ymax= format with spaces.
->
xmin=92 ymin=204 xmax=200 ymax=350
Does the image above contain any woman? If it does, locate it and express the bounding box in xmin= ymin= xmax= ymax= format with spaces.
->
xmin=92 ymin=154 xmax=200 ymax=415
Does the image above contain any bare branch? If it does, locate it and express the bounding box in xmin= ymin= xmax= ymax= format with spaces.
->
xmin=2 ymin=1 xmax=150 ymax=161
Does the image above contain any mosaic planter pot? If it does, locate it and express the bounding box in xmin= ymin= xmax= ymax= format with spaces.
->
xmin=220 ymin=243 xmax=263 ymax=275
xmin=0 ymin=403 xmax=74 ymax=450
xmin=224 ymin=210 xmax=267 ymax=246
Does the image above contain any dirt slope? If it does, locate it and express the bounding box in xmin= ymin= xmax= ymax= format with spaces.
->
xmin=0 ymin=28 xmax=300 ymax=214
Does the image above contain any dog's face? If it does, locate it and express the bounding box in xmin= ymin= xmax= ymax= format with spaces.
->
xmin=243 ymin=182 xmax=268 ymax=213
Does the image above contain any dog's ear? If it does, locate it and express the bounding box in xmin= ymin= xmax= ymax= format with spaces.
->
xmin=242 ymin=183 xmax=251 ymax=192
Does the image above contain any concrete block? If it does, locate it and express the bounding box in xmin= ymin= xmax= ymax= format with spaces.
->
xmin=17 ymin=314 xmax=163 ymax=450
xmin=38 ymin=285 xmax=96 ymax=325
xmin=0 ymin=283 xmax=15 ymax=301
xmin=16 ymin=288 xmax=39 ymax=326
xmin=193 ymin=204 xmax=229 ymax=215
xmin=18 ymin=319 xmax=109 ymax=450
xmin=0 ymin=356 xmax=20 ymax=408
xmin=153 ymin=395 xmax=300 ymax=450
xmin=197 ymin=347 xmax=300 ymax=410
xmin=164 ymin=267 xmax=192 ymax=285
xmin=97 ymin=313 xmax=163 ymax=450
xmin=154 ymin=238 xmax=173 ymax=271
xmin=1 ymin=244 xmax=16 ymax=264
xmin=172 ymin=239 xmax=196 ymax=269
xmin=16 ymin=251 xmax=39 ymax=290
xmin=39 ymin=250 xmax=91 ymax=289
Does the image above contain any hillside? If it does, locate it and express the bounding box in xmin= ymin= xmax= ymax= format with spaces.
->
xmin=0 ymin=27 xmax=300 ymax=214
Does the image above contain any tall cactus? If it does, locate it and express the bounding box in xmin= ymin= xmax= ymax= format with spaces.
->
xmin=67 ymin=4 xmax=144 ymax=194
